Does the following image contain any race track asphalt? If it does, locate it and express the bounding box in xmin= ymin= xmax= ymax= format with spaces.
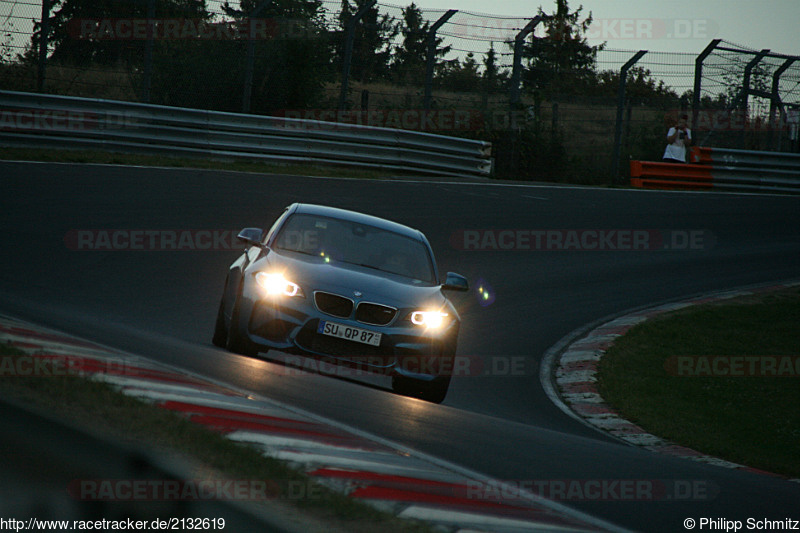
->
xmin=2 ymin=161 xmax=799 ymax=531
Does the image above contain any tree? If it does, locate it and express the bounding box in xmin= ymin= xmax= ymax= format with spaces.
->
xmin=160 ymin=0 xmax=330 ymax=113
xmin=521 ymin=0 xmax=604 ymax=98
xmin=595 ymin=66 xmax=679 ymax=105
xmin=390 ymin=3 xmax=450 ymax=85
xmin=435 ymin=52 xmax=481 ymax=92
xmin=720 ymin=58 xmax=771 ymax=110
xmin=482 ymin=42 xmax=509 ymax=94
xmin=1 ymin=15 xmax=15 ymax=64
xmin=27 ymin=0 xmax=209 ymax=65
xmin=336 ymin=0 xmax=397 ymax=83
xmin=221 ymin=0 xmax=323 ymax=24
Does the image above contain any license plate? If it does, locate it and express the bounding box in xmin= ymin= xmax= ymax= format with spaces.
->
xmin=317 ymin=320 xmax=381 ymax=346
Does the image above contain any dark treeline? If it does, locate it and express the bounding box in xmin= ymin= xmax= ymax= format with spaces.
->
xmin=10 ymin=0 xmax=694 ymax=113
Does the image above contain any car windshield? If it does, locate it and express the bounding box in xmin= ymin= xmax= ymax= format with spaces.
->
xmin=273 ymin=213 xmax=435 ymax=283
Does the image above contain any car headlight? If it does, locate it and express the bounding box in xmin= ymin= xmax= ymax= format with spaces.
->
xmin=410 ymin=310 xmax=449 ymax=329
xmin=255 ymin=272 xmax=302 ymax=297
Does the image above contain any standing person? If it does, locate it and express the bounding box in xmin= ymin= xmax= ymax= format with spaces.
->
xmin=663 ymin=114 xmax=692 ymax=163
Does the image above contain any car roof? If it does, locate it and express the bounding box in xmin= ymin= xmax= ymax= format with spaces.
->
xmin=290 ymin=203 xmax=426 ymax=242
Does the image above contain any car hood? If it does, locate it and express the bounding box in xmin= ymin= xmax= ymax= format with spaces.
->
xmin=253 ymin=250 xmax=447 ymax=309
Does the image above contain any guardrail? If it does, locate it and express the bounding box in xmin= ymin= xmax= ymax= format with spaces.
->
xmin=690 ymin=146 xmax=800 ymax=172
xmin=629 ymin=161 xmax=712 ymax=191
xmin=0 ymin=90 xmax=493 ymax=177
xmin=630 ymin=147 xmax=800 ymax=194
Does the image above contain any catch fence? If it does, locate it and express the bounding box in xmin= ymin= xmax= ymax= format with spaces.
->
xmin=1 ymin=1 xmax=798 ymax=181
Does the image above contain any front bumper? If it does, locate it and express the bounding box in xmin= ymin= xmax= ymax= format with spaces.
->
xmin=239 ymin=283 xmax=458 ymax=379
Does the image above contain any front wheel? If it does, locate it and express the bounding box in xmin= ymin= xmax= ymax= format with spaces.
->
xmin=225 ymin=281 xmax=258 ymax=357
xmin=211 ymin=297 xmax=228 ymax=348
xmin=392 ymin=374 xmax=451 ymax=404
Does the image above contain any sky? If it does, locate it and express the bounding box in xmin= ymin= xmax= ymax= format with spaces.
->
xmin=410 ymin=0 xmax=799 ymax=56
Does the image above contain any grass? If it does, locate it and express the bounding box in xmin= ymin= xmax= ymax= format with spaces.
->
xmin=0 ymin=343 xmax=435 ymax=533
xmin=1 ymin=61 xmax=651 ymax=183
xmin=0 ymin=61 xmax=139 ymax=101
xmin=596 ymin=287 xmax=800 ymax=477
xmin=0 ymin=147 xmax=406 ymax=180
xmin=0 ymin=58 xmax=690 ymax=183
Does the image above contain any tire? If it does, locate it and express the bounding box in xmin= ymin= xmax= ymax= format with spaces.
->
xmin=211 ymin=296 xmax=228 ymax=348
xmin=392 ymin=374 xmax=451 ymax=404
xmin=391 ymin=374 xmax=412 ymax=396
xmin=226 ymin=281 xmax=258 ymax=357
xmin=416 ymin=376 xmax=451 ymax=404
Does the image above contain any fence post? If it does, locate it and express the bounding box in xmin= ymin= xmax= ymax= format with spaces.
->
xmin=36 ymin=0 xmax=50 ymax=92
xmin=624 ymin=101 xmax=633 ymax=155
xmin=741 ymin=50 xmax=769 ymax=113
xmin=692 ymin=39 xmax=721 ymax=133
xmin=612 ymin=50 xmax=646 ymax=184
xmin=509 ymin=16 xmax=543 ymax=108
xmin=507 ymin=16 xmax=543 ymax=177
xmin=242 ymin=0 xmax=272 ymax=114
xmin=551 ymin=102 xmax=558 ymax=132
xmin=739 ymin=49 xmax=769 ymax=148
xmin=769 ymin=57 xmax=795 ymax=151
xmin=424 ymin=9 xmax=457 ymax=111
xmin=338 ymin=0 xmax=377 ymax=112
xmin=142 ymin=0 xmax=155 ymax=103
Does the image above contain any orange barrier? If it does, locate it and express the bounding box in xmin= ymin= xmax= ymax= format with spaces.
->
xmin=629 ymin=160 xmax=713 ymax=190
xmin=631 ymin=146 xmax=800 ymax=193
xmin=688 ymin=146 xmax=713 ymax=164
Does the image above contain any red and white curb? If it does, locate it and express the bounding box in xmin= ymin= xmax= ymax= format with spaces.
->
xmin=0 ymin=315 xmax=628 ymax=533
xmin=549 ymin=281 xmax=800 ymax=482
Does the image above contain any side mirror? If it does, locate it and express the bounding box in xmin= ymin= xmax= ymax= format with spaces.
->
xmin=236 ymin=228 xmax=265 ymax=248
xmin=442 ymin=272 xmax=469 ymax=292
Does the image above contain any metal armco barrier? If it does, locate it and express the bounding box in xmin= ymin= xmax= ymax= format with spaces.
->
xmin=0 ymin=90 xmax=493 ymax=177
xmin=630 ymin=147 xmax=800 ymax=194
xmin=630 ymin=161 xmax=712 ymax=191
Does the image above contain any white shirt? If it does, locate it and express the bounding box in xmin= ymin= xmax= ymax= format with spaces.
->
xmin=663 ymin=127 xmax=691 ymax=161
